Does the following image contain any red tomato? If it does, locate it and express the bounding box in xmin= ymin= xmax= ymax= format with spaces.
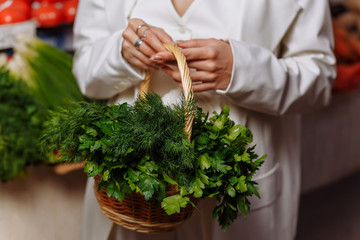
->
xmin=14 ymin=0 xmax=32 ymax=3
xmin=36 ymin=0 xmax=64 ymax=3
xmin=62 ymin=0 xmax=77 ymax=23
xmin=31 ymin=3 xmax=63 ymax=27
xmin=0 ymin=8 xmax=29 ymax=24
xmin=9 ymin=0 xmax=32 ymax=18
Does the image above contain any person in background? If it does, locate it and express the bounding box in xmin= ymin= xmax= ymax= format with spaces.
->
xmin=344 ymin=0 xmax=360 ymax=13
xmin=331 ymin=0 xmax=360 ymax=35
xmin=72 ymin=0 xmax=336 ymax=240
xmin=329 ymin=0 xmax=360 ymax=92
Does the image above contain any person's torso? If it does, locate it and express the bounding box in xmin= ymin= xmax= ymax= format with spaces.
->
xmin=106 ymin=0 xmax=303 ymax=210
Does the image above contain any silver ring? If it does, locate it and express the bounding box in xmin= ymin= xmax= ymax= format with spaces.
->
xmin=135 ymin=24 xmax=147 ymax=34
xmin=134 ymin=38 xmax=143 ymax=49
xmin=139 ymin=28 xmax=149 ymax=39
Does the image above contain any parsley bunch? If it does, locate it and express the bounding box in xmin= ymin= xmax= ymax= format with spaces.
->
xmin=190 ymin=105 xmax=266 ymax=230
xmin=41 ymin=93 xmax=265 ymax=231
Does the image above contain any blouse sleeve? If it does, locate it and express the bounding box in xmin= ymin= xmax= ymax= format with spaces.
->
xmin=217 ymin=0 xmax=336 ymax=115
xmin=72 ymin=0 xmax=144 ymax=99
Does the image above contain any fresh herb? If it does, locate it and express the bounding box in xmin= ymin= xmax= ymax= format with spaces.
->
xmin=41 ymin=93 xmax=265 ymax=231
xmin=0 ymin=35 xmax=95 ymax=182
xmin=0 ymin=69 xmax=48 ymax=182
xmin=7 ymin=34 xmax=87 ymax=110
xmin=191 ymin=105 xmax=266 ymax=230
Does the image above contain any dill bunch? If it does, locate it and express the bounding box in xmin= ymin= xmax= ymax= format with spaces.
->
xmin=41 ymin=93 xmax=198 ymax=187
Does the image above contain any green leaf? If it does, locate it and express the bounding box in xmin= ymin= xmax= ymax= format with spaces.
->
xmin=208 ymin=191 xmax=220 ymax=198
xmin=212 ymin=156 xmax=229 ymax=173
xmin=237 ymin=196 xmax=249 ymax=217
xmin=124 ymin=148 xmax=134 ymax=156
xmin=236 ymin=176 xmax=248 ymax=193
xmin=199 ymin=155 xmax=211 ymax=170
xmin=226 ymin=185 xmax=236 ymax=197
xmin=90 ymin=140 xmax=102 ymax=152
xmin=94 ymin=120 xmax=114 ymax=136
xmin=106 ymin=181 xmax=124 ymax=202
xmin=78 ymin=135 xmax=95 ymax=150
xmin=143 ymin=161 xmax=158 ymax=173
xmin=225 ymin=125 xmax=242 ymax=141
xmin=85 ymin=126 xmax=98 ymax=137
xmin=161 ymin=195 xmax=190 ymax=215
xmin=227 ymin=201 xmax=237 ymax=211
xmin=102 ymin=169 xmax=110 ymax=181
xmin=125 ymin=178 xmax=137 ymax=191
xmin=234 ymin=150 xmax=250 ymax=163
xmin=254 ymin=154 xmax=267 ymax=168
xmin=84 ymin=161 xmax=98 ymax=176
xmin=190 ymin=178 xmax=205 ymax=198
xmin=138 ymin=174 xmax=158 ymax=201
xmin=199 ymin=171 xmax=209 ymax=185
xmin=247 ymin=183 xmax=260 ymax=198
xmin=209 ymin=133 xmax=218 ymax=140
xmin=179 ymin=186 xmax=188 ymax=196
xmin=212 ymin=205 xmax=223 ymax=220
xmin=213 ymin=115 xmax=227 ymax=131
xmin=230 ymin=176 xmax=238 ymax=185
xmin=163 ymin=173 xmax=178 ymax=185
xmin=127 ymin=168 xmax=139 ymax=182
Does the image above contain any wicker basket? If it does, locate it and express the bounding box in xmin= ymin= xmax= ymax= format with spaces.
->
xmin=53 ymin=161 xmax=85 ymax=175
xmin=94 ymin=175 xmax=199 ymax=233
xmin=93 ymin=43 xmax=198 ymax=233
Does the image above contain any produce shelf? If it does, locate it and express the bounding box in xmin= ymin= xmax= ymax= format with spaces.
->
xmin=0 ymin=20 xmax=36 ymax=50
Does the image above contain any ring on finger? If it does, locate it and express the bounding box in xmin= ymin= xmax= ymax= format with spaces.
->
xmin=134 ymin=38 xmax=143 ymax=49
xmin=139 ymin=28 xmax=149 ymax=39
xmin=134 ymin=29 xmax=148 ymax=49
xmin=135 ymin=23 xmax=147 ymax=34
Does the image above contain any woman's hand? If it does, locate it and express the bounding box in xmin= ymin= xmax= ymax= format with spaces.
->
xmin=121 ymin=18 xmax=173 ymax=71
xmin=152 ymin=38 xmax=234 ymax=92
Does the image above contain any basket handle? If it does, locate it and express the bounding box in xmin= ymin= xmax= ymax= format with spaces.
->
xmin=139 ymin=43 xmax=194 ymax=139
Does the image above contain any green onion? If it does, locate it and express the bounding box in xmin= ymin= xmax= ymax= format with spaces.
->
xmin=8 ymin=34 xmax=85 ymax=110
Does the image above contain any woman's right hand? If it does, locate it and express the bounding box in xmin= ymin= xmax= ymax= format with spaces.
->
xmin=121 ymin=18 xmax=173 ymax=71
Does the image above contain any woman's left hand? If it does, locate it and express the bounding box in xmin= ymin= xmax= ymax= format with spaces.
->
xmin=152 ymin=38 xmax=233 ymax=92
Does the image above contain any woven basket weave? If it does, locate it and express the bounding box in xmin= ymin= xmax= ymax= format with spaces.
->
xmin=94 ymin=175 xmax=199 ymax=233
xmin=94 ymin=43 xmax=198 ymax=233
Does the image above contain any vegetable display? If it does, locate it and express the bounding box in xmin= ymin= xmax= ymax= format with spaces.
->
xmin=7 ymin=34 xmax=86 ymax=110
xmin=0 ymin=69 xmax=47 ymax=182
xmin=0 ymin=35 xmax=87 ymax=182
xmin=41 ymin=92 xmax=266 ymax=231
xmin=31 ymin=2 xmax=63 ymax=27
xmin=0 ymin=0 xmax=79 ymax=26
